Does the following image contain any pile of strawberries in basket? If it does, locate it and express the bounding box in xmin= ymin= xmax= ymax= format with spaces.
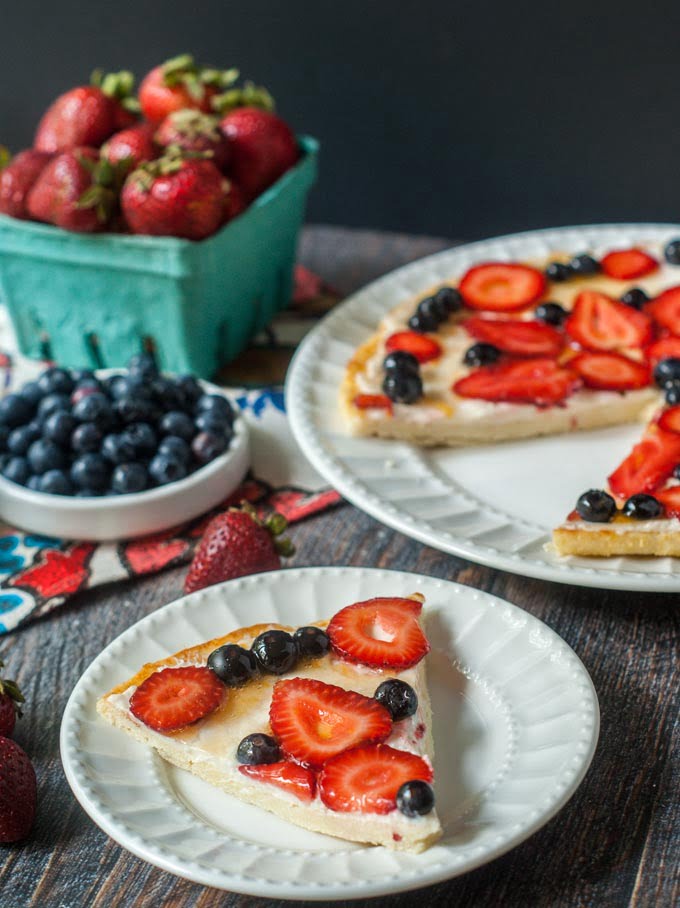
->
xmin=0 ymin=55 xmax=300 ymax=240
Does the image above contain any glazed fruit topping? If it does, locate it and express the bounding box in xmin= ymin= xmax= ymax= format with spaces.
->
xmin=622 ymin=493 xmax=663 ymax=520
xmin=569 ymin=352 xmax=650 ymax=391
xmin=207 ymin=643 xmax=259 ymax=686
xmin=646 ymin=339 xmax=680 ymax=368
xmin=463 ymin=317 xmax=564 ymax=358
xmin=657 ymin=405 xmax=680 ymax=435
xmin=655 ymin=485 xmax=680 ymax=518
xmin=459 ymin=262 xmax=546 ymax=313
xmin=569 ymin=253 xmax=600 ymax=276
xmin=385 ymin=331 xmax=442 ymax=364
xmin=454 ymin=358 xmax=581 ymax=407
xmin=353 ymin=394 xmax=393 ymax=412
xmin=620 ymin=287 xmax=649 ymax=310
xmin=374 ymin=679 xmax=418 ymax=722
xmin=608 ymin=428 xmax=680 ymax=499
xmin=269 ymin=677 xmax=392 ymax=768
xmin=396 ymin=779 xmax=436 ymax=817
xmin=653 ymin=358 xmax=680 ymax=388
xmin=535 ymin=301 xmax=568 ymax=326
xmin=236 ymin=732 xmax=281 ymax=765
xmin=664 ymin=239 xmax=680 ymax=266
xmin=317 ymin=744 xmax=433 ymax=815
xmin=239 ymin=761 xmax=316 ymax=802
xmin=565 ymin=291 xmax=652 ymax=351
xmin=647 ymin=286 xmax=680 ymax=336
xmin=293 ymin=626 xmax=331 ymax=658
xmin=327 ymin=597 xmax=430 ymax=670
xmin=251 ymin=629 xmax=298 ymax=675
xmin=382 ymin=371 xmax=423 ymax=404
xmin=129 ymin=665 xmax=225 ymax=732
xmin=600 ymin=248 xmax=658 ymax=280
xmin=545 ymin=261 xmax=572 ymax=283
xmin=575 ymin=489 xmax=617 ymax=523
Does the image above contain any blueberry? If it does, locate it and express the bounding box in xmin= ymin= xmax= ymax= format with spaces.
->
xmin=195 ymin=412 xmax=232 ymax=436
xmin=174 ymin=375 xmax=203 ymax=408
xmin=19 ymin=381 xmax=43 ymax=408
xmin=26 ymin=475 xmax=41 ymax=491
xmin=37 ymin=367 xmax=73 ymax=396
xmin=294 ymin=626 xmax=331 ymax=657
xmin=463 ymin=343 xmax=501 ymax=367
xmin=0 ymin=393 xmax=33 ymax=427
xmin=192 ymin=431 xmax=227 ymax=464
xmin=382 ymin=371 xmax=422 ymax=404
xmin=622 ymin=493 xmax=663 ymax=519
xmin=71 ymin=385 xmax=101 ymax=407
xmin=106 ymin=374 xmax=131 ymax=400
xmin=434 ymin=286 xmax=463 ymax=312
xmin=160 ymin=410 xmax=195 ymax=441
xmin=37 ymin=393 xmax=70 ymax=422
xmin=118 ymin=373 xmax=154 ymax=400
xmin=575 ymin=489 xmax=617 ymax=523
xmin=70 ymin=369 xmax=96 ymax=384
xmin=396 ymin=780 xmax=435 ymax=817
xmin=236 ymin=733 xmax=281 ymax=765
xmin=70 ymin=453 xmax=110 ymax=491
xmin=0 ymin=425 xmax=9 ymax=452
xmin=620 ymin=287 xmax=649 ymax=310
xmin=28 ymin=439 xmax=66 ymax=474
xmin=39 ymin=469 xmax=73 ymax=495
xmin=150 ymin=376 xmax=181 ymax=410
xmin=122 ymin=422 xmax=157 ymax=457
xmin=675 ymin=464 xmax=680 ymax=481
xmin=374 ymin=679 xmax=418 ymax=721
xmin=408 ymin=311 xmax=438 ymax=332
xmin=110 ymin=462 xmax=148 ymax=494
xmin=114 ymin=396 xmax=159 ymax=426
xmin=7 ymin=423 xmax=41 ymax=456
xmin=157 ymin=435 xmax=191 ymax=463
xmin=71 ymin=422 xmax=103 ymax=454
xmin=417 ymin=296 xmax=447 ymax=323
xmin=569 ymin=253 xmax=600 ymax=276
xmin=102 ymin=433 xmax=136 ymax=464
xmin=665 ymin=381 xmax=680 ymax=406
xmin=72 ymin=392 xmax=113 ymax=428
xmin=654 ymin=358 xmax=680 ymax=388
xmin=535 ymin=301 xmax=568 ymax=326
xmin=208 ymin=644 xmax=259 ymax=685
xmin=127 ymin=351 xmax=158 ymax=380
xmin=383 ymin=351 xmax=420 ymax=375
xmin=149 ymin=452 xmax=187 ymax=485
xmin=195 ymin=394 xmax=234 ymax=423
xmin=251 ymin=629 xmax=298 ymax=674
xmin=664 ymin=239 xmax=680 ymax=265
xmin=2 ymin=456 xmax=30 ymax=485
xmin=43 ymin=411 xmax=76 ymax=446
xmin=545 ymin=261 xmax=572 ymax=282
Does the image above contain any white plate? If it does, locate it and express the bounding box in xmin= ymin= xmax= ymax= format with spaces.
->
xmin=286 ymin=223 xmax=680 ymax=591
xmin=60 ymin=566 xmax=599 ymax=900
xmin=0 ymin=375 xmax=249 ymax=540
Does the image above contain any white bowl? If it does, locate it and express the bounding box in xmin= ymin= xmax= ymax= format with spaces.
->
xmin=0 ymin=376 xmax=250 ymax=541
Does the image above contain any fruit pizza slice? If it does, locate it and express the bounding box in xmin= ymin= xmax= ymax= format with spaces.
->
xmin=97 ymin=595 xmax=441 ymax=852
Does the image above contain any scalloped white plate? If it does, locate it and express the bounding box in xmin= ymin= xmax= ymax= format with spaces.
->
xmin=60 ymin=567 xmax=599 ymax=899
xmin=286 ymin=223 xmax=680 ymax=591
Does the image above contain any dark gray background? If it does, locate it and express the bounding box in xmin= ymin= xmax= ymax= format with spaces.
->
xmin=4 ymin=0 xmax=680 ymax=238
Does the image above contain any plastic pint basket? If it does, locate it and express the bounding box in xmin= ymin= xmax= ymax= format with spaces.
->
xmin=0 ymin=136 xmax=318 ymax=379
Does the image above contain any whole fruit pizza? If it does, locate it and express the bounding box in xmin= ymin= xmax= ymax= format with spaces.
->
xmin=340 ymin=238 xmax=680 ymax=557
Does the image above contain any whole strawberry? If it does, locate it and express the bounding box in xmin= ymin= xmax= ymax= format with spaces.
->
xmin=139 ymin=54 xmax=238 ymax=125
xmin=34 ymin=70 xmax=138 ymax=153
xmin=184 ymin=503 xmax=294 ymax=593
xmin=0 ymin=736 xmax=36 ymax=843
xmin=27 ymin=148 xmax=122 ymax=232
xmin=102 ymin=123 xmax=157 ymax=171
xmin=156 ymin=110 xmax=230 ymax=171
xmin=0 ymin=150 xmax=53 ymax=219
xmin=222 ymin=179 xmax=247 ymax=223
xmin=121 ymin=151 xmax=227 ymax=240
xmin=0 ymin=660 xmax=24 ymax=738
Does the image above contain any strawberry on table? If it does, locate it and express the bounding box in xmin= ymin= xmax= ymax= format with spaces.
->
xmin=600 ymin=248 xmax=658 ymax=280
xmin=129 ymin=665 xmax=225 ymax=733
xmin=327 ymin=597 xmax=430 ymax=670
xmin=139 ymin=54 xmax=238 ymax=125
xmin=647 ymin=286 xmax=680 ymax=336
xmin=385 ymin=331 xmax=442 ymax=364
xmin=34 ymin=70 xmax=138 ymax=153
xmin=269 ymin=677 xmax=392 ymax=768
xmin=0 ymin=660 xmax=24 ymax=738
xmin=102 ymin=123 xmax=157 ymax=171
xmin=459 ymin=262 xmax=546 ymax=312
xmin=0 ymin=150 xmax=53 ymax=219
xmin=569 ymin=352 xmax=651 ymax=391
xmin=318 ymin=744 xmax=433 ymax=814
xmin=565 ymin=291 xmax=653 ymax=351
xmin=0 ymin=737 xmax=36 ymax=843
xmin=454 ymin=357 xmax=581 ymax=406
xmin=183 ymin=503 xmax=294 ymax=594
xmin=608 ymin=428 xmax=680 ymax=499
xmin=239 ymin=761 xmax=316 ymax=802
xmin=156 ymin=110 xmax=230 ymax=171
xmin=463 ymin=317 xmax=564 ymax=357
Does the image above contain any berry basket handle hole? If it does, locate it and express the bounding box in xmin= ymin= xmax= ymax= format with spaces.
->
xmin=84 ymin=333 xmax=106 ymax=369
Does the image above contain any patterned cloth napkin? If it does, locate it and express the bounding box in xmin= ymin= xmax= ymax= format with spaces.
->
xmin=0 ymin=270 xmax=343 ymax=634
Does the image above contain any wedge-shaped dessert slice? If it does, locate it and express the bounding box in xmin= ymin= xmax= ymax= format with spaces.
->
xmin=97 ymin=595 xmax=441 ymax=852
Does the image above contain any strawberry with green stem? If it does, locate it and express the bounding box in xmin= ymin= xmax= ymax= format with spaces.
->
xmin=155 ymin=109 xmax=230 ymax=171
xmin=0 ymin=149 xmax=53 ymax=219
xmin=139 ymin=54 xmax=239 ymax=125
xmin=0 ymin=659 xmax=24 ymax=738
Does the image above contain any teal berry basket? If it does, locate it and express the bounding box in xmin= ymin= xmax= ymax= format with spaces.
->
xmin=0 ymin=136 xmax=318 ymax=379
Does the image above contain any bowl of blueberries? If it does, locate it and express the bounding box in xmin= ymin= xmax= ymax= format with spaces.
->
xmin=0 ymin=353 xmax=249 ymax=540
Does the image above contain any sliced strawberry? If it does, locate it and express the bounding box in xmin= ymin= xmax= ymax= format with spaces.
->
xmin=608 ymin=428 xmax=680 ymax=499
xmin=658 ymin=406 xmax=680 ymax=434
xmin=129 ymin=666 xmax=224 ymax=733
xmin=647 ymin=286 xmax=680 ymax=336
xmin=459 ymin=262 xmax=546 ymax=313
xmin=569 ymin=352 xmax=651 ymax=391
xmin=327 ymin=597 xmax=429 ymax=670
xmin=385 ymin=331 xmax=442 ymax=363
xmin=353 ymin=393 xmax=393 ymax=412
xmin=645 ymin=336 xmax=680 ymax=367
xmin=454 ymin=357 xmax=581 ymax=406
xmin=463 ymin=317 xmax=563 ymax=357
xmin=565 ymin=291 xmax=653 ymax=351
xmin=269 ymin=678 xmax=392 ymax=768
xmin=318 ymin=744 xmax=433 ymax=814
xmin=239 ymin=761 xmax=316 ymax=802
xmin=655 ymin=485 xmax=680 ymax=517
xmin=600 ymin=248 xmax=658 ymax=280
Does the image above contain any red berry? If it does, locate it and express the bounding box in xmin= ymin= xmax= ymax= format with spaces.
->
xmin=646 ymin=336 xmax=680 ymax=367
xmin=239 ymin=761 xmax=316 ymax=802
xmin=565 ymin=291 xmax=653 ymax=351
xmin=156 ymin=110 xmax=230 ymax=171
xmin=569 ymin=352 xmax=651 ymax=391
xmin=600 ymin=248 xmax=658 ymax=280
xmin=608 ymin=428 xmax=680 ymax=499
xmin=385 ymin=331 xmax=442 ymax=364
xmin=352 ymin=394 xmax=393 ymax=412
xmin=26 ymin=147 xmax=112 ymax=233
xmin=657 ymin=406 xmax=680 ymax=435
xmin=220 ymin=107 xmax=298 ymax=199
xmin=0 ymin=150 xmax=52 ymax=219
xmin=0 ymin=737 xmax=36 ymax=843
xmin=102 ymin=124 xmax=157 ymax=171
xmin=327 ymin=597 xmax=430 ymax=670
xmin=454 ymin=357 xmax=581 ymax=406
xmin=464 ymin=317 xmax=564 ymax=357
xmin=139 ymin=56 xmax=217 ymax=125
xmin=647 ymin=286 xmax=680 ymax=336
xmin=129 ymin=666 xmax=225 ymax=733
xmin=460 ymin=262 xmax=546 ymax=313
xmin=656 ymin=485 xmax=680 ymax=517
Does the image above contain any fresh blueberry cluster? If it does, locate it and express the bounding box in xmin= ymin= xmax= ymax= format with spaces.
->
xmin=544 ymin=252 xmax=600 ymax=283
xmin=382 ymin=351 xmax=423 ymax=404
xmin=0 ymin=354 xmax=235 ymax=497
xmin=575 ymin=489 xmax=663 ymax=523
xmin=408 ymin=286 xmax=462 ymax=334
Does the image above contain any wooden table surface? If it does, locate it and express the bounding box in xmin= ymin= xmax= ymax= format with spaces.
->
xmin=1 ymin=226 xmax=678 ymax=908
